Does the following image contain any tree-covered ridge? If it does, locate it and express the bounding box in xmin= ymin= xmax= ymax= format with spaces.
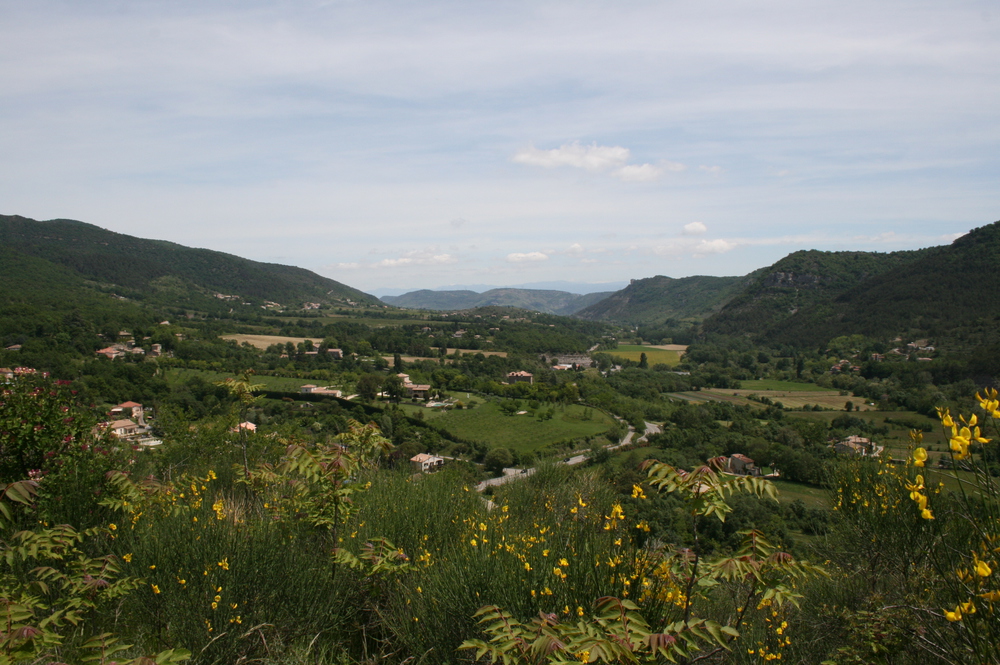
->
xmin=699 ymin=220 xmax=1000 ymax=349
xmin=382 ymin=288 xmax=612 ymax=315
xmin=573 ymin=274 xmax=747 ymax=325
xmin=0 ymin=215 xmax=379 ymax=308
xmin=701 ymin=247 xmax=934 ymax=342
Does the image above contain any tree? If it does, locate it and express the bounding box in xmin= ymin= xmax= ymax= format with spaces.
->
xmin=383 ymin=374 xmax=405 ymax=403
xmin=638 ymin=352 xmax=649 ymax=369
xmin=356 ymin=374 xmax=383 ymax=402
xmin=483 ymin=448 xmax=514 ymax=475
xmin=216 ymin=370 xmax=264 ymax=476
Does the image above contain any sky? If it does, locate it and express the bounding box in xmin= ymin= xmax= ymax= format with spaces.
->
xmin=2 ymin=0 xmax=998 ymax=294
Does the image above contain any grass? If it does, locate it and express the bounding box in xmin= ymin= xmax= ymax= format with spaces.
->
xmin=426 ymin=401 xmax=615 ymax=453
xmin=608 ymin=345 xmax=683 ymax=366
xmin=770 ymin=479 xmax=831 ymax=509
xmin=696 ymin=387 xmax=876 ymax=412
xmin=737 ymin=379 xmax=830 ymax=392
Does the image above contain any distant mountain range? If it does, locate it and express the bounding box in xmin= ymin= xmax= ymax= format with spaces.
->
xmin=0 ymin=215 xmax=379 ymax=318
xmin=5 ymin=213 xmax=999 ymax=352
xmin=371 ymin=280 xmax=629 ymax=298
xmin=381 ymin=288 xmax=612 ymax=316
xmin=573 ymin=275 xmax=749 ymax=325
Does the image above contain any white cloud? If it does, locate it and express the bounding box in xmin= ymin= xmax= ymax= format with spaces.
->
xmin=852 ymin=231 xmax=897 ymax=242
xmin=335 ymin=262 xmax=360 ymax=269
xmin=506 ymin=251 xmax=549 ymax=263
xmin=372 ymin=249 xmax=458 ymax=268
xmin=699 ymin=165 xmax=724 ymax=176
xmin=614 ymin=163 xmax=663 ymax=182
xmin=942 ymin=232 xmax=968 ymax=242
xmin=513 ymin=143 xmax=685 ymax=183
xmin=651 ymin=236 xmax=738 ymax=257
xmin=683 ymin=222 xmax=707 ymax=236
xmin=693 ymin=239 xmax=737 ymax=256
xmin=513 ymin=142 xmax=630 ymax=172
xmin=566 ymin=243 xmax=585 ymax=255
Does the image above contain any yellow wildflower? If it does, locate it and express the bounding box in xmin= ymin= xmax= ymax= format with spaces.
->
xmin=944 ymin=606 xmax=962 ymax=622
xmin=975 ymin=558 xmax=992 ymax=577
xmin=151 ymin=584 xmax=160 ymax=594
xmin=123 ymin=553 xmax=133 ymax=563
xmin=912 ymin=448 xmax=927 ymax=467
xmin=218 ymin=558 xmax=230 ymax=570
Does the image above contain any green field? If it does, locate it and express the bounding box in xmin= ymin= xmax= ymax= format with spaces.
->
xmin=274 ymin=315 xmax=429 ymax=327
xmin=608 ymin=345 xmax=683 ymax=366
xmin=770 ymin=480 xmax=831 ymax=508
xmin=424 ymin=401 xmax=615 ymax=453
xmin=738 ymin=379 xmax=829 ymax=392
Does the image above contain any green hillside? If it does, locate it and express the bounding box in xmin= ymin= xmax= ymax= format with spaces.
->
xmin=573 ymin=275 xmax=746 ymax=324
xmin=701 ymin=247 xmax=932 ymax=343
xmin=382 ymin=288 xmax=611 ymax=315
xmin=0 ymin=246 xmax=155 ymax=343
xmin=0 ymin=215 xmax=378 ymax=310
xmin=702 ymin=220 xmax=1000 ymax=348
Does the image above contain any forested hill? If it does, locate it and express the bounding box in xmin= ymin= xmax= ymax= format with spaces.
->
xmin=573 ymin=275 xmax=747 ymax=325
xmin=702 ymin=220 xmax=1000 ymax=347
xmin=0 ymin=215 xmax=378 ymax=308
xmin=381 ymin=288 xmax=611 ymax=315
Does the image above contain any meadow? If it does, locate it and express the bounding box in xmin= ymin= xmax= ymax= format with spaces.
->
xmin=417 ymin=400 xmax=615 ymax=453
xmin=221 ymin=333 xmax=325 ymax=349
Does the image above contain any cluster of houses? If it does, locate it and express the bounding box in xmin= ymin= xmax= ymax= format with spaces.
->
xmin=96 ymin=342 xmax=167 ymax=360
xmin=94 ymin=331 xmax=172 ymax=360
xmin=829 ymin=359 xmax=861 ymax=374
xmin=103 ymin=401 xmax=159 ymax=445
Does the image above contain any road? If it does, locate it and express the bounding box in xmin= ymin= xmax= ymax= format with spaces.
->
xmin=474 ymin=420 xmax=662 ymax=492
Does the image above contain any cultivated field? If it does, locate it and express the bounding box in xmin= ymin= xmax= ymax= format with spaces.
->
xmin=222 ymin=334 xmax=324 ymax=349
xmin=737 ymin=379 xmax=830 ymax=392
xmin=221 ymin=334 xmax=506 ymax=358
xmin=608 ymin=344 xmax=685 ymax=365
xmin=698 ymin=387 xmax=874 ymax=411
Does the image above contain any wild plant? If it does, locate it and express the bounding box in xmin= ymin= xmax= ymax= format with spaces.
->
xmin=459 ymin=458 xmax=825 ymax=663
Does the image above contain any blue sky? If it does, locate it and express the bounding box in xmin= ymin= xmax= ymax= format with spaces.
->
xmin=2 ymin=0 xmax=998 ymax=293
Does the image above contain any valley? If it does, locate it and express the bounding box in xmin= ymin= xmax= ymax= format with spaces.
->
xmin=2 ymin=213 xmax=1000 ymax=664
